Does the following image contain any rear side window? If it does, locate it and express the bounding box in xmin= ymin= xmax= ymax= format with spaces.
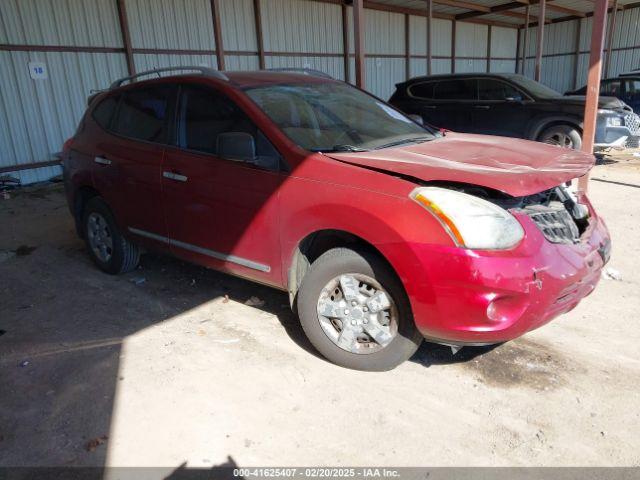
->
xmin=409 ymin=82 xmax=436 ymax=99
xmin=434 ymin=79 xmax=477 ymax=100
xmin=92 ymin=95 xmax=119 ymax=130
xmin=112 ymin=86 xmax=173 ymax=143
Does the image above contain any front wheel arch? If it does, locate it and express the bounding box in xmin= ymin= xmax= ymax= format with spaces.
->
xmin=287 ymin=229 xmax=397 ymax=307
xmin=536 ymin=122 xmax=583 ymax=149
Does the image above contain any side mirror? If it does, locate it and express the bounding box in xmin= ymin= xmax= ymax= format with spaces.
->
xmin=217 ymin=132 xmax=256 ymax=162
xmin=407 ymin=114 xmax=424 ymax=126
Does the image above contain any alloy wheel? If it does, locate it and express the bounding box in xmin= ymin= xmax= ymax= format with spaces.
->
xmin=316 ymin=273 xmax=398 ymax=354
xmin=86 ymin=212 xmax=114 ymax=263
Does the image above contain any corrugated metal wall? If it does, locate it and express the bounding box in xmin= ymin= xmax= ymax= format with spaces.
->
xmin=5 ymin=0 xmax=585 ymax=185
xmin=0 ymin=0 xmax=126 ymax=184
xmin=518 ymin=7 xmax=640 ymax=94
xmin=263 ymin=0 xmax=345 ymax=80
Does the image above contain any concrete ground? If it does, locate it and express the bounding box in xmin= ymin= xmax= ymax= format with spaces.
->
xmin=1 ymin=155 xmax=639 ymax=469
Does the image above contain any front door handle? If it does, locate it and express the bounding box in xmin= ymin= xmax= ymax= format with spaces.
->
xmin=423 ymin=105 xmax=438 ymax=109
xmin=94 ymin=156 xmax=111 ymax=165
xmin=474 ymin=105 xmax=490 ymax=110
xmin=163 ymin=171 xmax=188 ymax=182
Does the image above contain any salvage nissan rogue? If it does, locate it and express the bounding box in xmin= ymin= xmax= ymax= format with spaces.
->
xmin=62 ymin=67 xmax=611 ymax=371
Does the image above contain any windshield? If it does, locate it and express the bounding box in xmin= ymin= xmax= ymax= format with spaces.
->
xmin=506 ymin=74 xmax=562 ymax=98
xmin=244 ymin=82 xmax=434 ymax=152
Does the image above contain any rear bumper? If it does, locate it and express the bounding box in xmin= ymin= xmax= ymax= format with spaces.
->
xmin=393 ymin=208 xmax=610 ymax=345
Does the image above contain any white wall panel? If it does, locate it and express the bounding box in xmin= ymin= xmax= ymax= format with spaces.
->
xmin=225 ymin=55 xmax=261 ymax=71
xmin=541 ymin=55 xmax=575 ymax=93
xmin=133 ymin=53 xmax=217 ymax=72
xmin=219 ymin=0 xmax=258 ymax=52
xmin=261 ymin=0 xmax=342 ymax=54
xmin=490 ymin=60 xmax=516 ymax=73
xmin=491 ymin=27 xmax=517 ymax=59
xmin=126 ymin=0 xmax=216 ymax=50
xmin=455 ymin=59 xmax=486 ymax=73
xmin=0 ymin=0 xmax=123 ymax=47
xmin=265 ymin=55 xmax=345 ymax=81
xmin=365 ymin=58 xmax=405 ymax=100
xmin=366 ymin=10 xmax=404 ymax=55
xmin=0 ymin=51 xmax=127 ymax=183
xmin=409 ymin=17 xmax=453 ymax=57
xmin=456 ymin=22 xmax=488 ymax=59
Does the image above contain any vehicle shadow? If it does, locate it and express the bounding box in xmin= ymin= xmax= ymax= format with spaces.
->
xmin=0 ymin=186 xmax=326 ymax=468
xmin=411 ymin=342 xmax=500 ymax=367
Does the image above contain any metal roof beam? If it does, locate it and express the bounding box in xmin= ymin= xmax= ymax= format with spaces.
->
xmin=456 ymin=0 xmax=585 ymax=21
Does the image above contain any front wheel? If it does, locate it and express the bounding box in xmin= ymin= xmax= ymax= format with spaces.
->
xmin=538 ymin=124 xmax=582 ymax=150
xmin=297 ymin=248 xmax=422 ymax=371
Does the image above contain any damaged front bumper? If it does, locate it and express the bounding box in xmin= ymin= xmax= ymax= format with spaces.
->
xmin=594 ymin=111 xmax=640 ymax=149
xmin=398 ymin=199 xmax=611 ymax=345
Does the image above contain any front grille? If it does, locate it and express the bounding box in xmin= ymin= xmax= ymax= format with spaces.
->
xmin=522 ymin=202 xmax=580 ymax=244
xmin=626 ymin=136 xmax=640 ymax=148
xmin=625 ymin=113 xmax=640 ymax=135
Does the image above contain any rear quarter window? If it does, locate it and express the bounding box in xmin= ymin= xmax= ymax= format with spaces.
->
xmin=112 ymin=86 xmax=174 ymax=143
xmin=408 ymin=82 xmax=436 ymax=99
xmin=92 ymin=95 xmax=119 ymax=130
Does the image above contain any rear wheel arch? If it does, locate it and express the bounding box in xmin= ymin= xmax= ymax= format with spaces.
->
xmin=73 ymin=185 xmax=101 ymax=237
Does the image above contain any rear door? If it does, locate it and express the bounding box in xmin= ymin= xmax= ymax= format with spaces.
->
xmin=161 ymin=84 xmax=285 ymax=286
xmin=420 ymin=79 xmax=477 ymax=132
xmin=472 ymin=78 xmax=532 ymax=137
xmin=93 ymin=85 xmax=175 ymax=244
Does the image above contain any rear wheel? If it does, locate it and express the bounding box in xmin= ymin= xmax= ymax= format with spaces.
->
xmin=538 ymin=124 xmax=582 ymax=150
xmin=297 ymin=248 xmax=422 ymax=371
xmin=82 ymin=197 xmax=140 ymax=274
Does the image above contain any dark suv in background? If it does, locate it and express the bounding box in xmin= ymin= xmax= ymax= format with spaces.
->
xmin=567 ymin=75 xmax=640 ymax=119
xmin=390 ymin=73 xmax=640 ymax=150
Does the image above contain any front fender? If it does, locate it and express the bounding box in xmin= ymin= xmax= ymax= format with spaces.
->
xmin=279 ymin=177 xmax=455 ymax=313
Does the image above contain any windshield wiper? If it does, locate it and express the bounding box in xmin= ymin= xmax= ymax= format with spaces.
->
xmin=374 ymin=136 xmax=433 ymax=150
xmin=314 ymin=144 xmax=369 ymax=153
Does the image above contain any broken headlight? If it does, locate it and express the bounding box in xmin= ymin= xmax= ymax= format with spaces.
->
xmin=410 ymin=187 xmax=525 ymax=250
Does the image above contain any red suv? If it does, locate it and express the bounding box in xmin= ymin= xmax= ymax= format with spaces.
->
xmin=63 ymin=67 xmax=611 ymax=371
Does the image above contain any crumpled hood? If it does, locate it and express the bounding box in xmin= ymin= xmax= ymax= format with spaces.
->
xmin=325 ymin=132 xmax=595 ymax=197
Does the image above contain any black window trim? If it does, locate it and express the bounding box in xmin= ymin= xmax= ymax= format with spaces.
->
xmin=93 ymin=84 xmax=179 ymax=148
xmin=407 ymin=76 xmax=532 ymax=103
xmin=173 ymin=82 xmax=287 ymax=173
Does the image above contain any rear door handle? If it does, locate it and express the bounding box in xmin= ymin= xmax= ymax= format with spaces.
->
xmin=423 ymin=105 xmax=438 ymax=109
xmin=163 ymin=171 xmax=188 ymax=182
xmin=94 ymin=156 xmax=111 ymax=165
xmin=474 ymin=105 xmax=490 ymax=110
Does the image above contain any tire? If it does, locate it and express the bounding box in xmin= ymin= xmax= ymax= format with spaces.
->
xmin=297 ymin=247 xmax=422 ymax=371
xmin=537 ymin=124 xmax=582 ymax=150
xmin=82 ymin=197 xmax=140 ymax=274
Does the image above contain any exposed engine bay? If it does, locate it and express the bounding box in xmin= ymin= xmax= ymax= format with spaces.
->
xmin=436 ymin=182 xmax=590 ymax=244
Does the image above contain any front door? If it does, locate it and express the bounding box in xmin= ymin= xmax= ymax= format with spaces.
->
xmin=161 ymin=84 xmax=285 ymax=286
xmin=471 ymin=78 xmax=532 ymax=138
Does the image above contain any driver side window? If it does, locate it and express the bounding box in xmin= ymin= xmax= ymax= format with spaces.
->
xmin=178 ymin=86 xmax=281 ymax=171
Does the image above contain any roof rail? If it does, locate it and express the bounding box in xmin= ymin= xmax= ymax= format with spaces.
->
xmin=110 ymin=66 xmax=228 ymax=89
xmin=266 ymin=68 xmax=333 ymax=79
